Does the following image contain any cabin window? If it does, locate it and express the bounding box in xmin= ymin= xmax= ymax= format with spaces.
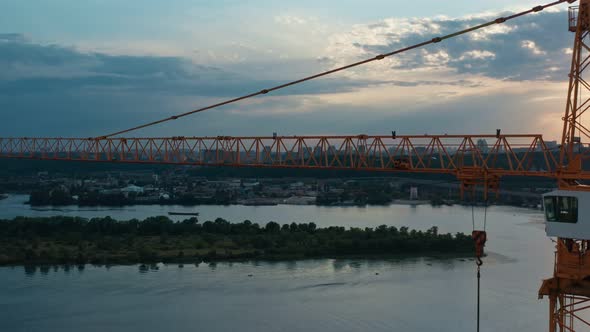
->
xmin=544 ymin=196 xmax=578 ymax=223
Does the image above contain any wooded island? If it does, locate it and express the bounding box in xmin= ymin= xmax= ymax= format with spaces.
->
xmin=0 ymin=216 xmax=474 ymax=265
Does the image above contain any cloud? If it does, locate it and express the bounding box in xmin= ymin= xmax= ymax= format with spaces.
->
xmin=320 ymin=10 xmax=571 ymax=81
xmin=458 ymin=50 xmax=495 ymax=61
xmin=469 ymin=24 xmax=515 ymax=41
xmin=0 ymin=34 xmax=372 ymax=98
xmin=0 ymin=8 xmax=575 ymax=140
xmin=0 ymin=33 xmax=27 ymax=43
xmin=0 ymin=34 xmax=380 ymax=137
xmin=521 ymin=40 xmax=546 ymax=56
xmin=274 ymin=15 xmax=308 ymax=26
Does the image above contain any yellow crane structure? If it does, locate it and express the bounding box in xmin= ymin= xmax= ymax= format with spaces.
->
xmin=2 ymin=0 xmax=590 ymax=330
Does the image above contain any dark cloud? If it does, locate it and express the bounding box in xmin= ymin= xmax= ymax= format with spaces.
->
xmin=0 ymin=35 xmax=376 ymax=136
xmin=0 ymin=35 xmax=368 ymax=97
xmin=0 ymin=34 xmax=388 ymax=137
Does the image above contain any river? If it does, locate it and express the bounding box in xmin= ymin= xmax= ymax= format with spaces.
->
xmin=0 ymin=194 xmax=558 ymax=331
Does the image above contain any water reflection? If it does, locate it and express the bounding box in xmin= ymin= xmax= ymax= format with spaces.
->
xmin=332 ymin=259 xmax=349 ymax=272
xmin=23 ymin=264 xmax=88 ymax=276
xmin=0 ymin=202 xmax=561 ymax=332
xmin=13 ymin=255 xmax=516 ymax=277
xmin=40 ymin=266 xmax=50 ymax=275
xmin=285 ymin=260 xmax=297 ymax=271
xmin=348 ymin=261 xmax=362 ymax=269
xmin=56 ymin=257 xmax=445 ymax=276
xmin=1 ymin=252 xmax=554 ymax=331
xmin=24 ymin=265 xmax=36 ymax=276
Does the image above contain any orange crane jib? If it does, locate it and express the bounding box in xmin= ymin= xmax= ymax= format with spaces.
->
xmin=0 ymin=135 xmax=571 ymax=177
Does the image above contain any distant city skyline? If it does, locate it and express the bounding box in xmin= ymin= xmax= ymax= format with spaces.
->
xmin=0 ymin=1 xmax=577 ymax=140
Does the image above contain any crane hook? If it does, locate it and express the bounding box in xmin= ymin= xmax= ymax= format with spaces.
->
xmin=472 ymin=230 xmax=486 ymax=332
xmin=476 ymin=256 xmax=483 ymax=267
xmin=472 ymin=230 xmax=487 ymax=264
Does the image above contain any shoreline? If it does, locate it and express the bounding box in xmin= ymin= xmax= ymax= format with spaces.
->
xmin=8 ymin=188 xmax=543 ymax=211
xmin=1 ymin=252 xmax=477 ymax=268
xmin=6 ymin=195 xmax=541 ymax=212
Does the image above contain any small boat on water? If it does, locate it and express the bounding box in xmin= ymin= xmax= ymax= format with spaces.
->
xmin=243 ymin=202 xmax=278 ymax=206
xmin=168 ymin=211 xmax=199 ymax=216
xmin=240 ymin=198 xmax=279 ymax=206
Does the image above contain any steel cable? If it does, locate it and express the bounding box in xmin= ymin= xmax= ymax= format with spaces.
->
xmin=99 ymin=0 xmax=574 ymax=139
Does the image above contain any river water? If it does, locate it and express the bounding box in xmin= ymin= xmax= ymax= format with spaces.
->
xmin=0 ymin=194 xmax=558 ymax=331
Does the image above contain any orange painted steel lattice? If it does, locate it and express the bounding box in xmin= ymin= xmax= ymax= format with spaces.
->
xmin=0 ymin=134 xmax=562 ymax=173
xmin=539 ymin=240 xmax=590 ymax=331
xmin=538 ymin=1 xmax=590 ymax=331
xmin=0 ymin=134 xmax=571 ymax=199
xmin=560 ymin=0 xmax=590 ymax=188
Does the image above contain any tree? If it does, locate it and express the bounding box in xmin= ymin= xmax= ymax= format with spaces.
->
xmin=265 ymin=221 xmax=280 ymax=233
xmin=29 ymin=190 xmax=50 ymax=205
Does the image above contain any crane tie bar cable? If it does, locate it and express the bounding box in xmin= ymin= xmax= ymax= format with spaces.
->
xmin=98 ymin=0 xmax=575 ymax=139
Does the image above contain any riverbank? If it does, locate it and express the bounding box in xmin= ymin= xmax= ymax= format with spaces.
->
xmin=0 ymin=216 xmax=474 ymax=266
xmin=23 ymin=196 xmax=542 ymax=210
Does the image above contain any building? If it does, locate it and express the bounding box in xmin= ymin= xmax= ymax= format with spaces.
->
xmin=121 ymin=185 xmax=144 ymax=195
xmin=410 ymin=187 xmax=419 ymax=200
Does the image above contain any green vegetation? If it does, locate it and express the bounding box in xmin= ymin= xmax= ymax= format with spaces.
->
xmin=0 ymin=216 xmax=474 ymax=266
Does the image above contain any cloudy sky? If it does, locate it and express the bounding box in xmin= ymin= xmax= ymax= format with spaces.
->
xmin=0 ymin=0 xmax=577 ymax=139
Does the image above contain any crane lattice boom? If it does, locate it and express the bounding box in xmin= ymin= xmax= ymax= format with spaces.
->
xmin=3 ymin=134 xmax=582 ymax=198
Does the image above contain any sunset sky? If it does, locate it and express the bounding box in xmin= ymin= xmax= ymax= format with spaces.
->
xmin=0 ymin=0 xmax=576 ymax=140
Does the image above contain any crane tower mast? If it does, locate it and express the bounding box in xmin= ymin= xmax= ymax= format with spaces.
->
xmin=538 ymin=1 xmax=590 ymax=331
xmin=560 ymin=0 xmax=590 ymax=188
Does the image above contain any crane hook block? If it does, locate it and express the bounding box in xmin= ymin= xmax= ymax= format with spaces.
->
xmin=472 ymin=230 xmax=487 ymax=265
